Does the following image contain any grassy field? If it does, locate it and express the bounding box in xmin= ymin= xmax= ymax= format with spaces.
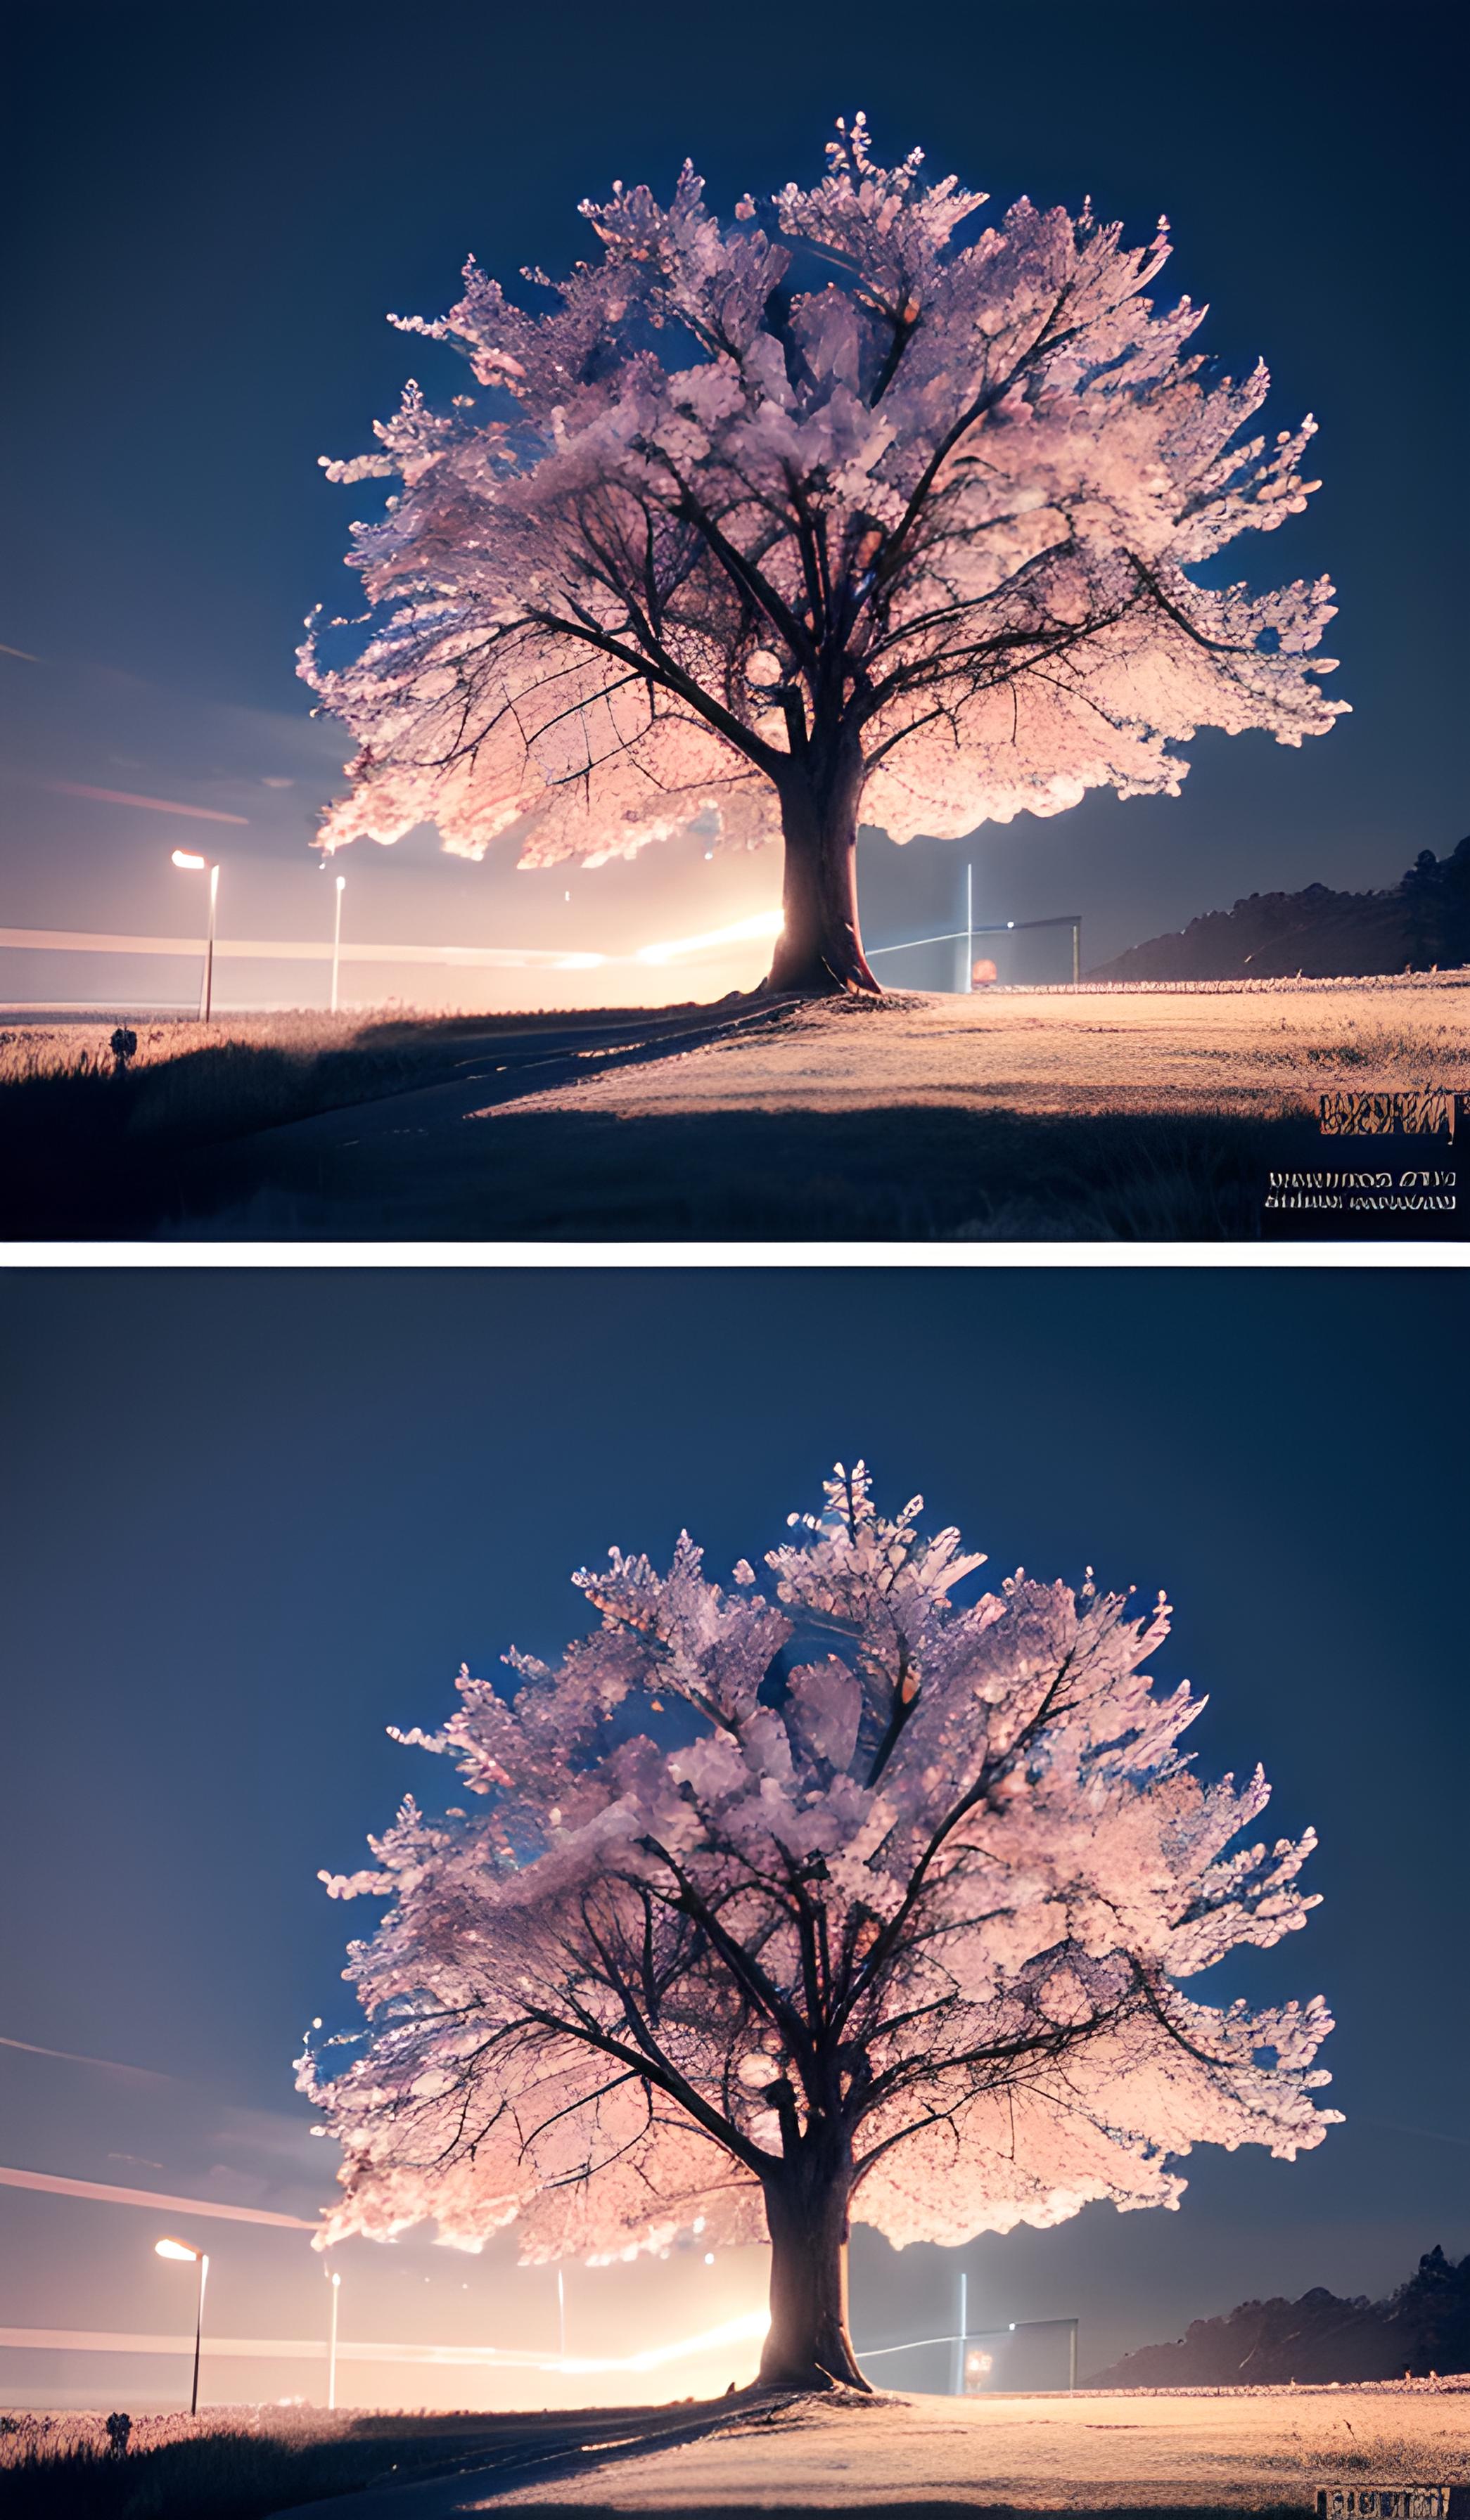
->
xmin=177 ymin=1104 xmax=1331 ymax=1242
xmin=477 ymin=2382 xmax=1470 ymax=2516
xmin=5 ymin=2381 xmax=1466 ymax=2517
xmin=0 ymin=2405 xmax=523 ymax=2516
xmin=0 ymin=1004 xmax=715 ymax=1238
xmin=2 ymin=981 xmax=1464 ymax=1241
xmin=494 ymin=981 xmax=1470 ymax=1124
xmin=0 ymin=1007 xmax=645 ymax=1095
xmin=0 ymin=2399 xmax=724 ymax=2517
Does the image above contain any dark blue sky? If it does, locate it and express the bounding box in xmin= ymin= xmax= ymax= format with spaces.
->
xmin=1 ymin=1266 xmax=1465 ymax=2400
xmin=3 ymin=0 xmax=1465 ymax=991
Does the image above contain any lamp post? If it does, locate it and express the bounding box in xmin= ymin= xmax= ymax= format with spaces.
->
xmin=959 ymin=864 xmax=973 ymax=995
xmin=326 ymin=2268 xmax=341 ymax=2410
xmin=155 ymin=2237 xmax=209 ymax=2415
xmin=331 ymin=874 xmax=346 ymax=1015
xmin=170 ymin=851 xmax=220 ymax=1022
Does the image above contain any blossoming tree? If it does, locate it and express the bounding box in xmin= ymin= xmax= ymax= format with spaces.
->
xmin=302 ymin=1465 xmax=1336 ymax=2391
xmin=302 ymin=118 xmax=1344 ymax=994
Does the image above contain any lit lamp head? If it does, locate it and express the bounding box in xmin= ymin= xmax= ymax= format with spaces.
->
xmin=335 ymin=875 xmax=345 ymax=893
xmin=155 ymin=2237 xmax=202 ymax=2263
xmin=171 ymin=851 xmax=207 ymax=873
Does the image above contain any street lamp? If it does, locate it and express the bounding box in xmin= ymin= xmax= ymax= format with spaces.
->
xmin=960 ymin=863 xmax=973 ymax=994
xmin=155 ymin=2237 xmax=209 ymax=2415
xmin=326 ymin=2267 xmax=341 ymax=2410
xmin=170 ymin=850 xmax=220 ymax=1022
xmin=331 ymin=873 xmax=346 ymax=1016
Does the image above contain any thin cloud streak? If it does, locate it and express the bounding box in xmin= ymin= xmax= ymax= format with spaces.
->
xmin=0 ymin=2165 xmax=320 ymax=2230
xmin=0 ymin=2032 xmax=174 ymax=2087
xmin=1361 ymin=2116 xmax=1470 ymax=2150
xmin=45 ymin=781 xmax=250 ymax=825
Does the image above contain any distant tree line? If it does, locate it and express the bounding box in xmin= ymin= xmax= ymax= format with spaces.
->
xmin=1089 ymin=2244 xmax=1470 ymax=2386
xmin=1093 ymin=836 xmax=1470 ymax=982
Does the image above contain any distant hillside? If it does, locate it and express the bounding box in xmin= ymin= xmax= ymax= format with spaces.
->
xmin=1088 ymin=2245 xmax=1470 ymax=2388
xmin=1090 ymin=837 xmax=1470 ymax=981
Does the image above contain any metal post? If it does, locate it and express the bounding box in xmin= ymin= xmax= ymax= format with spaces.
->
xmin=1069 ymin=2318 xmax=1078 ymax=2393
xmin=557 ymin=2266 xmax=565 ymax=2360
xmin=1072 ymin=918 xmax=1080 ymax=986
xmin=327 ymin=2270 xmax=340 ymax=2410
xmin=952 ymin=2268 xmax=967 ymax=2394
xmin=200 ymin=863 xmax=219 ymax=1024
xmin=191 ymin=2251 xmax=209 ymax=2415
xmin=331 ymin=877 xmax=345 ymax=1015
xmin=964 ymin=864 xmax=973 ymax=994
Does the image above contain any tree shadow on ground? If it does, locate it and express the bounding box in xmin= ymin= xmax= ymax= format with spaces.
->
xmin=4 ymin=1035 xmax=1462 ymax=1241
xmin=165 ymin=1104 xmax=1461 ymax=1245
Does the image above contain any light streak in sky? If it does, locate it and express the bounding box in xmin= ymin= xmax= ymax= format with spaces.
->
xmin=0 ymin=2312 xmax=769 ymax=2372
xmin=1 ymin=918 xmax=784 ymax=972
xmin=0 ymin=2033 xmax=173 ymax=2085
xmin=44 ymin=782 xmax=251 ymax=825
xmin=549 ymin=2311 xmax=767 ymax=2374
xmin=634 ymin=911 xmax=783 ymax=966
xmin=0 ymin=2166 xmax=319 ymax=2231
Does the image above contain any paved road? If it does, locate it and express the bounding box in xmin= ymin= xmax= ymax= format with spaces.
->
xmin=170 ymin=999 xmax=799 ymax=1237
xmin=273 ymin=2396 xmax=760 ymax=2518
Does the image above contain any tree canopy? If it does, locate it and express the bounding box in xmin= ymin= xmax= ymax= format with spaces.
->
xmin=302 ymin=1463 xmax=1336 ymax=2388
xmin=302 ymin=120 xmax=1343 ymax=991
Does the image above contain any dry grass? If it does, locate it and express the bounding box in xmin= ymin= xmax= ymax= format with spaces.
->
xmin=0 ymin=2397 xmax=743 ymax=2519
xmin=0 ymin=1004 xmax=698 ymax=1238
xmin=485 ymin=2381 xmax=1470 ymax=2512
xmin=2 ymin=982 xmax=1464 ymax=1241
xmin=0 ymin=1005 xmax=660 ymax=1088
xmin=165 ymin=1107 xmax=1293 ymax=1243
xmin=0 ymin=1014 xmax=337 ymax=1086
xmin=6 ymin=2384 xmax=1468 ymax=2518
xmin=0 ymin=1012 xmax=475 ymax=1169
xmin=0 ymin=2403 xmax=485 ymax=2516
xmin=499 ymin=983 xmax=1470 ymax=1127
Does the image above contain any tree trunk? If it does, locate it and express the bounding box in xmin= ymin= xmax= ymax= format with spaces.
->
xmin=758 ymin=2162 xmax=869 ymax=2392
xmin=765 ymin=768 xmax=881 ymax=996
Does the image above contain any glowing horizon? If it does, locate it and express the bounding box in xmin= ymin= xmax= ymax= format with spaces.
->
xmin=0 ymin=910 xmax=785 ymax=975
xmin=0 ymin=2309 xmax=768 ymax=2375
xmin=632 ymin=910 xmax=784 ymax=967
